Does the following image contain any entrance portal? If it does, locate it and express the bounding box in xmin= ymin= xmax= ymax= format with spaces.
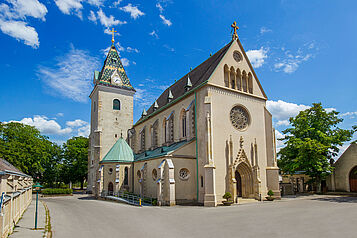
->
xmin=349 ymin=166 xmax=357 ymax=192
xmin=235 ymin=162 xmax=254 ymax=198
xmin=235 ymin=171 xmax=242 ymax=197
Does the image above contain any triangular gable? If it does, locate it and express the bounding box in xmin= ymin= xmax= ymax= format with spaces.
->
xmin=208 ymin=38 xmax=267 ymax=99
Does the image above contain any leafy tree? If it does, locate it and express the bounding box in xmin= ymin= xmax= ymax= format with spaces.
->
xmin=278 ymin=103 xmax=356 ymax=191
xmin=61 ymin=136 xmax=88 ymax=189
xmin=0 ymin=122 xmax=59 ymax=181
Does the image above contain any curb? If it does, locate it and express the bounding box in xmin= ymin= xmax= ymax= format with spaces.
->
xmin=41 ymin=201 xmax=52 ymax=238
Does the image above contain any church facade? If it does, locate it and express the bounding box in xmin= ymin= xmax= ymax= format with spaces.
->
xmin=87 ymin=23 xmax=281 ymax=206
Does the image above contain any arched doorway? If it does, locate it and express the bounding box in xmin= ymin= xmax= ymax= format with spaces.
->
xmin=236 ymin=162 xmax=254 ymax=198
xmin=235 ymin=171 xmax=242 ymax=197
xmin=108 ymin=182 xmax=114 ymax=195
xmin=349 ymin=166 xmax=357 ymax=192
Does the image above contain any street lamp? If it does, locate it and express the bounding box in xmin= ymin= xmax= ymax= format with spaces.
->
xmin=32 ymin=182 xmax=43 ymax=230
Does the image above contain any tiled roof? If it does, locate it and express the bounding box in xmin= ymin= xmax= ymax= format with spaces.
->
xmin=0 ymin=158 xmax=27 ymax=176
xmin=135 ymin=40 xmax=233 ymax=125
xmin=96 ymin=45 xmax=134 ymax=90
xmin=100 ymin=137 xmax=134 ymax=163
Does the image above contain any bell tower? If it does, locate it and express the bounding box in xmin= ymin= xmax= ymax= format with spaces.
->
xmin=87 ymin=31 xmax=135 ymax=195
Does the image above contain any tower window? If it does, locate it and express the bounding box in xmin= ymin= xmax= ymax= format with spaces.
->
xmin=113 ymin=99 xmax=120 ymax=110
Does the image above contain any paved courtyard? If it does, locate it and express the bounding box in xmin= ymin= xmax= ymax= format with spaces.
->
xmin=43 ymin=194 xmax=357 ymax=238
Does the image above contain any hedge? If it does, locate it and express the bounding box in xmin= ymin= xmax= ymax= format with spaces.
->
xmin=41 ymin=188 xmax=73 ymax=195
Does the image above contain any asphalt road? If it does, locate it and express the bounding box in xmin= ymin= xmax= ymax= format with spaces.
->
xmin=43 ymin=194 xmax=357 ymax=238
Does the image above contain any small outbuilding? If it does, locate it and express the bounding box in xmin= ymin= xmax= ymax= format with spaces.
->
xmin=327 ymin=143 xmax=357 ymax=192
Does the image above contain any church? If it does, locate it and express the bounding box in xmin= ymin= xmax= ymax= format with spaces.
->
xmin=87 ymin=22 xmax=281 ymax=206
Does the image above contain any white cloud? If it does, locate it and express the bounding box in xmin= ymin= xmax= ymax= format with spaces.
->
xmin=87 ymin=0 xmax=104 ymax=7
xmin=88 ymin=10 xmax=97 ymax=22
xmin=246 ymin=47 xmax=268 ymax=68
xmin=159 ymin=14 xmax=172 ymax=26
xmin=121 ymin=58 xmax=129 ymax=67
xmin=341 ymin=111 xmax=357 ymax=117
xmin=260 ymin=27 xmax=272 ymax=34
xmin=57 ymin=112 xmax=64 ymax=117
xmin=38 ymin=47 xmax=100 ymax=102
xmin=163 ymin=44 xmax=174 ymax=52
xmin=267 ymin=100 xmax=310 ymax=126
xmin=126 ymin=47 xmax=139 ymax=53
xmin=113 ymin=0 xmax=122 ymax=7
xmin=274 ymin=43 xmax=317 ymax=73
xmin=275 ymin=130 xmax=285 ymax=152
xmin=97 ymin=8 xmax=126 ymax=27
xmin=0 ymin=19 xmax=39 ymax=48
xmin=10 ymin=115 xmax=72 ymax=135
xmin=156 ymin=3 xmax=164 ymax=13
xmin=54 ymin=0 xmax=83 ymax=18
xmin=2 ymin=0 xmax=48 ymax=21
xmin=66 ymin=119 xmax=87 ymax=127
xmin=149 ymin=30 xmax=158 ymax=39
xmin=120 ymin=4 xmax=144 ymax=19
xmin=0 ymin=0 xmax=47 ymax=48
xmin=77 ymin=124 xmax=90 ymax=137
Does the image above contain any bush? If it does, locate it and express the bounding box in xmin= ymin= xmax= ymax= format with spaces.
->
xmin=223 ymin=192 xmax=232 ymax=201
xmin=152 ymin=199 xmax=157 ymax=206
xmin=267 ymin=190 xmax=274 ymax=197
xmin=41 ymin=188 xmax=73 ymax=195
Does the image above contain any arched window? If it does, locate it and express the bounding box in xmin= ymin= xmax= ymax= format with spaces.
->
xmin=140 ymin=127 xmax=146 ymax=151
xmin=230 ymin=67 xmax=236 ymax=89
xmin=191 ymin=105 xmax=196 ymax=137
xmin=163 ymin=118 xmax=167 ymax=143
xmin=181 ymin=109 xmax=187 ymax=138
xmin=124 ymin=167 xmax=129 ymax=185
xmin=248 ymin=73 xmax=253 ymax=94
xmin=168 ymin=112 xmax=174 ymax=143
xmin=113 ymin=99 xmax=120 ymax=110
xmin=236 ymin=69 xmax=241 ymax=91
xmin=224 ymin=65 xmax=229 ymax=87
xmin=242 ymin=71 xmax=248 ymax=92
xmin=151 ymin=120 xmax=158 ymax=147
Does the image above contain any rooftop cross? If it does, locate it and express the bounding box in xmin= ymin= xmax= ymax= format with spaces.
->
xmin=231 ymin=21 xmax=239 ymax=40
xmin=110 ymin=28 xmax=117 ymax=44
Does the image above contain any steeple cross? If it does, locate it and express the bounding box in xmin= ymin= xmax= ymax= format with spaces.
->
xmin=231 ymin=21 xmax=239 ymax=40
xmin=110 ymin=28 xmax=117 ymax=44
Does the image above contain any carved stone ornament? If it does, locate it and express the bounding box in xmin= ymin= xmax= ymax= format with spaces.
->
xmin=179 ymin=168 xmax=190 ymax=180
xmin=230 ymin=106 xmax=250 ymax=130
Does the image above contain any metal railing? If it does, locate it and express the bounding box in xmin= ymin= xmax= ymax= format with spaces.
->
xmin=101 ymin=190 xmax=155 ymax=206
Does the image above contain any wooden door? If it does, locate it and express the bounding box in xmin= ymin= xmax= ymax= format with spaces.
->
xmin=349 ymin=166 xmax=357 ymax=192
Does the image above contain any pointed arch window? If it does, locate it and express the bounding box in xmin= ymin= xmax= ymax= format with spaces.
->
xmin=167 ymin=112 xmax=174 ymax=143
xmin=151 ymin=120 xmax=159 ymax=147
xmin=224 ymin=65 xmax=229 ymax=87
xmin=242 ymin=71 xmax=248 ymax=92
xmin=248 ymin=73 xmax=253 ymax=94
xmin=181 ymin=110 xmax=187 ymax=138
xmin=230 ymin=67 xmax=236 ymax=89
xmin=113 ymin=99 xmax=120 ymax=110
xmin=140 ymin=127 xmax=146 ymax=151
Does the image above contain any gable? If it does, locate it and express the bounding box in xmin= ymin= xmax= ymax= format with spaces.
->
xmin=208 ymin=39 xmax=267 ymax=99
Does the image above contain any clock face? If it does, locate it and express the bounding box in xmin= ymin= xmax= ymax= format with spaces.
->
xmin=112 ymin=73 xmax=122 ymax=85
xmin=233 ymin=50 xmax=242 ymax=62
xmin=230 ymin=106 xmax=250 ymax=130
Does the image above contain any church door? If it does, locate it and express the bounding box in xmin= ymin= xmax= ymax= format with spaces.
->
xmin=349 ymin=166 xmax=357 ymax=192
xmin=235 ymin=171 xmax=242 ymax=197
xmin=108 ymin=182 xmax=114 ymax=195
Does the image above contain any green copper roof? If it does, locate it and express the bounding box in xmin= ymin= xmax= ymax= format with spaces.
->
xmin=134 ymin=140 xmax=190 ymax=161
xmin=101 ymin=137 xmax=134 ymax=163
xmin=95 ymin=45 xmax=134 ymax=90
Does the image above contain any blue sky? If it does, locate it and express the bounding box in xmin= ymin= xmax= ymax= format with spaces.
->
xmin=0 ymin=0 xmax=356 ymax=153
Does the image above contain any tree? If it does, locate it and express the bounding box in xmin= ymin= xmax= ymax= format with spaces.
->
xmin=61 ymin=136 xmax=88 ymax=189
xmin=0 ymin=122 xmax=59 ymax=181
xmin=278 ymin=103 xmax=356 ymax=191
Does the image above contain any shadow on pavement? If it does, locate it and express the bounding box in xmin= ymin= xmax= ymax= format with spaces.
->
xmin=311 ymin=196 xmax=357 ymax=203
xmin=77 ymin=196 xmax=96 ymax=200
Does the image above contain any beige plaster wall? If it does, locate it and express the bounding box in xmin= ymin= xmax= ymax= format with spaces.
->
xmin=132 ymin=157 xmax=196 ymax=201
xmin=328 ymin=143 xmax=357 ymax=192
xmin=102 ymin=162 xmax=132 ymax=193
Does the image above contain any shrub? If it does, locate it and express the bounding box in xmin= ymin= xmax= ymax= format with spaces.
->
xmin=223 ymin=192 xmax=232 ymax=201
xmin=41 ymin=188 xmax=73 ymax=195
xmin=267 ymin=190 xmax=274 ymax=197
xmin=152 ymin=199 xmax=157 ymax=206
